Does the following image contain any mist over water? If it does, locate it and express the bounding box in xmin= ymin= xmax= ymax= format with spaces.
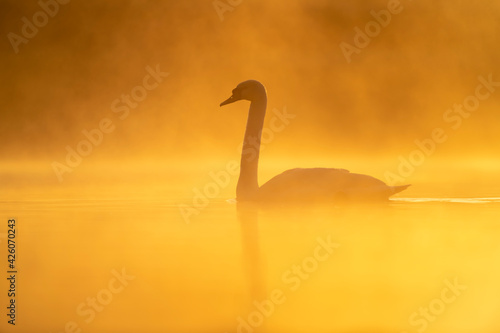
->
xmin=1 ymin=1 xmax=500 ymax=332
xmin=1 ymin=1 xmax=500 ymax=162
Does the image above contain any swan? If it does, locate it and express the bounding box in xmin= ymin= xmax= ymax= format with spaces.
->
xmin=220 ymin=80 xmax=410 ymax=202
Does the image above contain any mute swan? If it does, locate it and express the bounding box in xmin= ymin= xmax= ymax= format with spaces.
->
xmin=220 ymin=80 xmax=409 ymax=202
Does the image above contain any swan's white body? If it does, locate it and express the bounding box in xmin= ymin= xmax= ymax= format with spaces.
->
xmin=220 ymin=80 xmax=409 ymax=202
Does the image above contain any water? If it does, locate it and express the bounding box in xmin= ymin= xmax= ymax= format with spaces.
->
xmin=2 ymin=174 xmax=500 ymax=333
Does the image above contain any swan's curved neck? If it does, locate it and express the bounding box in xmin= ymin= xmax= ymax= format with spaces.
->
xmin=237 ymin=93 xmax=267 ymax=200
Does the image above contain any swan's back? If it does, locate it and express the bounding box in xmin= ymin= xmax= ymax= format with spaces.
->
xmin=256 ymin=168 xmax=408 ymax=202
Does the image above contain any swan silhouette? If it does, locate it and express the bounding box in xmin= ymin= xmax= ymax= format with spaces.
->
xmin=220 ymin=80 xmax=410 ymax=202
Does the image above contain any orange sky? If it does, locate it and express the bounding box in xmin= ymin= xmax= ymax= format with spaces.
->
xmin=1 ymin=0 xmax=499 ymax=164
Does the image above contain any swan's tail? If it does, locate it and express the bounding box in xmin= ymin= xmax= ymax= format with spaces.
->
xmin=390 ymin=184 xmax=411 ymax=195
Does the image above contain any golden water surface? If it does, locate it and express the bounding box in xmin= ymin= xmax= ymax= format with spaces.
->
xmin=2 ymin=164 xmax=500 ymax=333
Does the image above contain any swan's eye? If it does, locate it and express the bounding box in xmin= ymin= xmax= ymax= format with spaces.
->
xmin=232 ymin=88 xmax=242 ymax=98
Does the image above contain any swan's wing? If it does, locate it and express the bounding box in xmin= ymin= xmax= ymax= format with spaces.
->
xmin=258 ymin=168 xmax=407 ymax=202
xmin=276 ymin=167 xmax=349 ymax=177
xmin=258 ymin=168 xmax=350 ymax=201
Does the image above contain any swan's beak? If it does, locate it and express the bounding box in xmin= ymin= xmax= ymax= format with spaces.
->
xmin=220 ymin=95 xmax=236 ymax=107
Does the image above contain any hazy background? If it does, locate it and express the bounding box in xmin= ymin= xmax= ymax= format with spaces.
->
xmin=1 ymin=0 xmax=499 ymax=197
xmin=2 ymin=2 xmax=500 ymax=333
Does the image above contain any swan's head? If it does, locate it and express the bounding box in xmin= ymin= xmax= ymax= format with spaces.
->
xmin=220 ymin=80 xmax=267 ymax=107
